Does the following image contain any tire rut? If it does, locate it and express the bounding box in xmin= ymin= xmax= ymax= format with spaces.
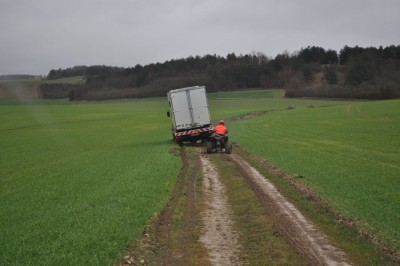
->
xmin=118 ymin=147 xmax=353 ymax=265
xmin=228 ymin=153 xmax=352 ymax=266
xmin=199 ymin=154 xmax=241 ymax=265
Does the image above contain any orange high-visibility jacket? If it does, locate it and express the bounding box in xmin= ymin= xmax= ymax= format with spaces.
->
xmin=214 ymin=124 xmax=228 ymax=135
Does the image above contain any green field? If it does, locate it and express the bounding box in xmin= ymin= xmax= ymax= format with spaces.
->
xmin=208 ymin=91 xmax=350 ymax=123
xmin=1 ymin=90 xmax=399 ymax=265
xmin=229 ymin=98 xmax=400 ymax=249
xmin=0 ymin=99 xmax=180 ymax=265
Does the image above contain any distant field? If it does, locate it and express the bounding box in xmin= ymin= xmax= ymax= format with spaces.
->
xmin=208 ymin=89 xmax=281 ymax=99
xmin=208 ymin=90 xmax=350 ymax=123
xmin=0 ymin=76 xmax=84 ymax=99
xmin=41 ymin=76 xmax=86 ymax=84
xmin=229 ymin=99 xmax=400 ymax=249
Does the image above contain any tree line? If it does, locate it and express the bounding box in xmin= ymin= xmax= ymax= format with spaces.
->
xmin=44 ymin=45 xmax=400 ymax=100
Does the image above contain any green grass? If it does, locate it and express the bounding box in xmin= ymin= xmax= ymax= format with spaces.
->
xmin=2 ymin=89 xmax=399 ymax=264
xmin=0 ymin=98 xmax=180 ymax=265
xmin=229 ymin=99 xmax=400 ymax=250
xmin=208 ymin=89 xmax=351 ymax=123
xmin=235 ymin=147 xmax=395 ymax=265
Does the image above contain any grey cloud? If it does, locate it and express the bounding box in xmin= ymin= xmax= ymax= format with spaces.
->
xmin=1 ymin=0 xmax=399 ymax=75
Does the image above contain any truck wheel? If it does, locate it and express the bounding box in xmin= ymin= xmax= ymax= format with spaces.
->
xmin=206 ymin=142 xmax=213 ymax=154
xmin=173 ymin=137 xmax=183 ymax=146
xmin=225 ymin=141 xmax=232 ymax=154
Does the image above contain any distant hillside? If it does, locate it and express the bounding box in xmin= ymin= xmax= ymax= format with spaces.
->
xmin=0 ymin=78 xmax=41 ymax=99
xmin=0 ymin=74 xmax=41 ymax=81
xmin=0 ymin=76 xmax=84 ymax=100
xmin=41 ymin=45 xmax=400 ymax=101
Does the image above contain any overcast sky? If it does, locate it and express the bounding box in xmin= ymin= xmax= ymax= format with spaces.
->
xmin=1 ymin=0 xmax=399 ymax=75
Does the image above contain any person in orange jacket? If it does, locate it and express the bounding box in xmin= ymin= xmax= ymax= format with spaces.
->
xmin=214 ymin=120 xmax=228 ymax=135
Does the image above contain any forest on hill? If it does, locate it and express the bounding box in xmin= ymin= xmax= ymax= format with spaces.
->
xmin=41 ymin=45 xmax=400 ymax=100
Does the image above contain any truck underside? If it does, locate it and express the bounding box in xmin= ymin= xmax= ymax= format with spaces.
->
xmin=173 ymin=125 xmax=213 ymax=145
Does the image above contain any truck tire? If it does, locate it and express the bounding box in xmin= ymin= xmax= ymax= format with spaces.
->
xmin=225 ymin=140 xmax=232 ymax=154
xmin=206 ymin=141 xmax=213 ymax=154
xmin=173 ymin=136 xmax=183 ymax=146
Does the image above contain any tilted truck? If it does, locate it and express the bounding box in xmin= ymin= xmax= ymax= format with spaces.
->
xmin=167 ymin=86 xmax=213 ymax=144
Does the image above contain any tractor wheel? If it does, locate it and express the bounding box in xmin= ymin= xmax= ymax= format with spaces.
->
xmin=225 ymin=140 xmax=232 ymax=154
xmin=206 ymin=141 xmax=213 ymax=154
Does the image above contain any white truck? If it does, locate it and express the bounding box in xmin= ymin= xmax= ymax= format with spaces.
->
xmin=167 ymin=86 xmax=213 ymax=144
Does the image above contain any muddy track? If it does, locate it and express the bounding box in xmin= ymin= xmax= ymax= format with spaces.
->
xmin=228 ymin=153 xmax=351 ymax=266
xmin=118 ymin=147 xmax=353 ymax=265
xmin=199 ymin=154 xmax=241 ymax=265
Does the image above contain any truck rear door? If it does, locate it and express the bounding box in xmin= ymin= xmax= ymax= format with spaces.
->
xmin=170 ymin=91 xmax=192 ymax=131
xmin=188 ymin=87 xmax=211 ymax=127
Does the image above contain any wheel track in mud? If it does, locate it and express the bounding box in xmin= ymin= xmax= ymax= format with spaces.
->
xmin=118 ymin=147 xmax=353 ymax=265
xmin=199 ymin=154 xmax=241 ymax=265
xmin=227 ymin=153 xmax=351 ymax=266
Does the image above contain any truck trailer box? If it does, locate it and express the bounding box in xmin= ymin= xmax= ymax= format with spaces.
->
xmin=167 ymin=86 xmax=213 ymax=143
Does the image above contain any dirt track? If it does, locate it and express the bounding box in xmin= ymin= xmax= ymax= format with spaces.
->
xmin=118 ymin=147 xmax=353 ymax=265
xmin=228 ymin=153 xmax=351 ymax=266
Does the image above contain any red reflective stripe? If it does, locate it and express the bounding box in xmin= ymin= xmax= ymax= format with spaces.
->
xmin=174 ymin=127 xmax=212 ymax=137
